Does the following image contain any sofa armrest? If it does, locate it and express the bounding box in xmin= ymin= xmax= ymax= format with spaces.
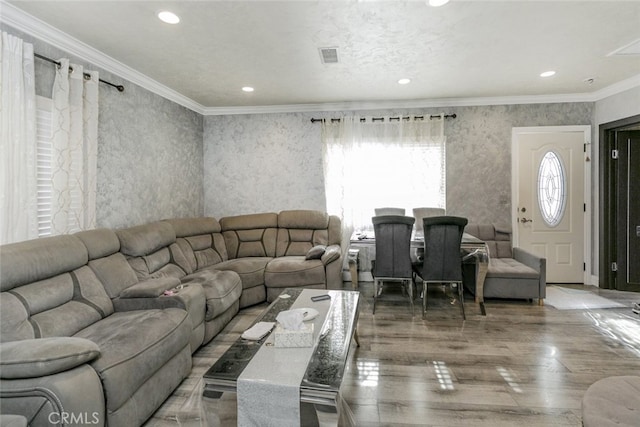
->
xmin=0 ymin=364 xmax=105 ymax=426
xmin=513 ymin=247 xmax=547 ymax=294
xmin=0 ymin=338 xmax=100 ymax=379
xmin=513 ymin=247 xmax=544 ymax=273
xmin=321 ymin=245 xmax=341 ymax=265
xmin=119 ymin=277 xmax=181 ymax=298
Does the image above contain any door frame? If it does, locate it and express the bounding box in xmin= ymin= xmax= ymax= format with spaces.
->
xmin=599 ymin=114 xmax=640 ymax=290
xmin=511 ymin=125 xmax=591 ymax=285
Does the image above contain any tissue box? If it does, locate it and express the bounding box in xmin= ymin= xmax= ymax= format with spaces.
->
xmin=273 ymin=323 xmax=314 ymax=348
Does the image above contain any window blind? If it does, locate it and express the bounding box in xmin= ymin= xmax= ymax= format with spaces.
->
xmin=36 ymin=96 xmax=53 ymax=237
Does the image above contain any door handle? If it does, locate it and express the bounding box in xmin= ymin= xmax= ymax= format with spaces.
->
xmin=520 ymin=217 xmax=533 ymax=224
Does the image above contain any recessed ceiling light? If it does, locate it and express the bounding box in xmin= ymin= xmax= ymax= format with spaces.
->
xmin=540 ymin=70 xmax=556 ymax=78
xmin=158 ymin=11 xmax=180 ymax=24
xmin=398 ymin=78 xmax=411 ymax=85
xmin=428 ymin=0 xmax=450 ymax=7
xmin=242 ymin=87 xmax=254 ymax=92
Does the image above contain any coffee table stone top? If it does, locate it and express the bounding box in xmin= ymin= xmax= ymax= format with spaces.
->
xmin=203 ymin=288 xmax=360 ymax=403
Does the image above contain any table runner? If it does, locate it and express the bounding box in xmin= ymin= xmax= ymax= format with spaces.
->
xmin=237 ymin=289 xmax=333 ymax=427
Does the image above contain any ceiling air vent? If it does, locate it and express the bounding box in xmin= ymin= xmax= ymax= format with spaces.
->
xmin=319 ymin=47 xmax=339 ymax=64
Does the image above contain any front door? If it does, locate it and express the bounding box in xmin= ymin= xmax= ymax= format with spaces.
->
xmin=512 ymin=126 xmax=590 ymax=283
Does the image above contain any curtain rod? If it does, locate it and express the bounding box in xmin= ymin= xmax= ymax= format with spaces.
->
xmin=310 ymin=113 xmax=456 ymax=123
xmin=35 ymin=53 xmax=125 ymax=92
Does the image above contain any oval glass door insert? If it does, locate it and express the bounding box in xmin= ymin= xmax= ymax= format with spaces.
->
xmin=537 ymin=151 xmax=567 ymax=227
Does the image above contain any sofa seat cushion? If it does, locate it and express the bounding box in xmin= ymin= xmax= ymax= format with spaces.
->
xmin=182 ymin=269 xmax=242 ymax=321
xmin=487 ymin=258 xmax=539 ymax=279
xmin=264 ymin=256 xmax=325 ymax=288
xmin=212 ymin=257 xmax=272 ymax=290
xmin=73 ymin=308 xmax=190 ymax=412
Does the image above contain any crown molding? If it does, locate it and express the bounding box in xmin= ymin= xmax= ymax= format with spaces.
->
xmin=3 ymin=1 xmax=638 ymax=117
xmin=201 ymin=93 xmax=597 ymax=116
xmin=589 ymin=73 xmax=640 ymax=101
xmin=1 ymin=1 xmax=206 ymax=114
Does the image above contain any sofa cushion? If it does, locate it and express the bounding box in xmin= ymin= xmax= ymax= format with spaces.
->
xmin=276 ymin=210 xmax=331 ymax=257
xmin=87 ymin=253 xmax=139 ymax=299
xmin=278 ymin=210 xmax=329 ymax=229
xmin=0 ymin=337 xmax=100 ymax=379
xmin=175 ymin=234 xmax=228 ymax=273
xmin=182 ymin=270 xmax=242 ymax=321
xmin=305 ymin=245 xmax=326 ymax=260
xmin=165 ymin=217 xmax=229 ymax=274
xmin=487 ymin=258 xmax=539 ymax=279
xmin=117 ymin=221 xmax=176 ymax=257
xmin=74 ymin=308 xmax=190 ymax=412
xmin=1 ymin=264 xmax=114 ymax=341
xmin=76 ymin=228 xmax=141 ymax=299
xmin=74 ymin=228 xmax=120 ymax=260
xmin=465 ymin=223 xmax=513 ymax=258
xmin=213 ymin=258 xmax=271 ymax=289
xmin=220 ymin=213 xmax=278 ymax=258
xmin=166 ymin=217 xmax=221 ymax=237
xmin=264 ymin=256 xmax=326 ymax=288
xmin=0 ymin=235 xmax=87 ymax=292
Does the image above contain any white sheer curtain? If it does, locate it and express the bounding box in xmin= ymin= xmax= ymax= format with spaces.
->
xmin=0 ymin=32 xmax=37 ymax=244
xmin=50 ymin=58 xmax=98 ymax=234
xmin=321 ymin=115 xmax=446 ymax=247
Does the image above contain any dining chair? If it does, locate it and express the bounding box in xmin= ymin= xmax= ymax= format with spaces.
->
xmin=374 ymin=207 xmax=405 ymax=216
xmin=412 ymin=207 xmax=446 ymax=237
xmin=414 ymin=215 xmax=468 ymax=320
xmin=371 ymin=215 xmax=415 ymax=315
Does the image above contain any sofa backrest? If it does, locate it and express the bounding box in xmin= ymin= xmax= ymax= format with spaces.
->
xmin=116 ymin=221 xmax=188 ymax=280
xmin=164 ymin=217 xmax=229 ymax=274
xmin=220 ymin=213 xmax=278 ymax=259
xmin=74 ymin=228 xmax=139 ymax=299
xmin=465 ymin=224 xmax=513 ymax=258
xmin=0 ymin=235 xmax=114 ymax=342
xmin=276 ymin=210 xmax=340 ymax=256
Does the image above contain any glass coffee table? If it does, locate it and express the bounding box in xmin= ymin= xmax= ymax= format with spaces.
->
xmin=203 ymin=288 xmax=360 ymax=425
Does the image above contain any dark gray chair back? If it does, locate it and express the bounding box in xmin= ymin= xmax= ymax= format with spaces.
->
xmin=420 ymin=216 xmax=468 ymax=282
xmin=372 ymin=215 xmax=414 ymax=279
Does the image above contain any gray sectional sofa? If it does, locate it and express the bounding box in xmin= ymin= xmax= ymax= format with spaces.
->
xmin=463 ymin=224 xmax=546 ymax=304
xmin=0 ymin=210 xmax=342 ymax=427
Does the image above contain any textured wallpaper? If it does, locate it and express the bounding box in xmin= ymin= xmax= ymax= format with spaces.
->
xmin=4 ymin=25 xmax=204 ymax=230
xmin=203 ymin=113 xmax=326 ymax=218
xmin=97 ymin=81 xmax=203 ymax=229
xmin=204 ymin=103 xmax=593 ymax=226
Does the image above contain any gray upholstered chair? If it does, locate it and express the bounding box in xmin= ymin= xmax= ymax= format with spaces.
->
xmin=371 ymin=215 xmax=415 ymax=315
xmin=414 ymin=216 xmax=468 ymax=320
xmin=374 ymin=207 xmax=405 ymax=216
xmin=412 ymin=207 xmax=446 ymax=237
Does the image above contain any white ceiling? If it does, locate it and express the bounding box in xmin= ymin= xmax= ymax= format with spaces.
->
xmin=3 ymin=0 xmax=640 ymax=114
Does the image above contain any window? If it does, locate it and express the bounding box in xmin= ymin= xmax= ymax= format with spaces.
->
xmin=36 ymin=96 xmax=54 ymax=236
xmin=322 ymin=116 xmax=446 ymax=235
xmin=537 ymin=150 xmax=567 ymax=227
xmin=36 ymin=95 xmax=85 ymax=236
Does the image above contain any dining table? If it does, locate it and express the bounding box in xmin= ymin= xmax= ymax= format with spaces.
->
xmin=348 ymin=231 xmax=489 ymax=315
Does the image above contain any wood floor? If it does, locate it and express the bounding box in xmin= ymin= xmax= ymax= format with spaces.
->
xmin=144 ymin=282 xmax=640 ymax=427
